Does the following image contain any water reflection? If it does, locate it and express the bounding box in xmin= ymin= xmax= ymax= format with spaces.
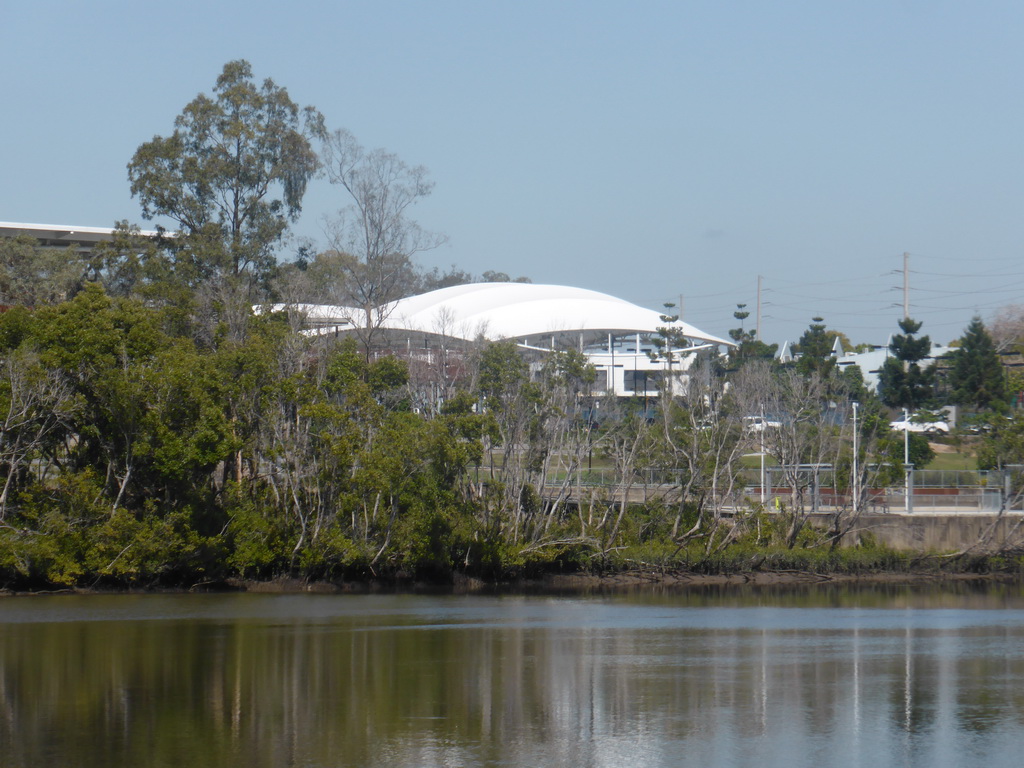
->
xmin=1 ymin=589 xmax=1024 ymax=767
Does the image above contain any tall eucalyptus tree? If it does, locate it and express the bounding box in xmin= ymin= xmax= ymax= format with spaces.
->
xmin=128 ymin=60 xmax=322 ymax=294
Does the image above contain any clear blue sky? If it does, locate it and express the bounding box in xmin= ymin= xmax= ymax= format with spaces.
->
xmin=3 ymin=0 xmax=1023 ymax=345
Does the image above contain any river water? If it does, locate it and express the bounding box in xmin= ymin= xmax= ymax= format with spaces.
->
xmin=2 ymin=585 xmax=1024 ymax=768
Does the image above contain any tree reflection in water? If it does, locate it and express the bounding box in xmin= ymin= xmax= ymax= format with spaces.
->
xmin=1 ymin=589 xmax=1024 ymax=767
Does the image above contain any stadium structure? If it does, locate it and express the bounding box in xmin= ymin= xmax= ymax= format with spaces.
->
xmin=273 ymin=282 xmax=733 ymax=400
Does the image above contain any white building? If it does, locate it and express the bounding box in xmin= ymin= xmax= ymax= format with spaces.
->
xmin=0 ymin=221 xmax=159 ymax=252
xmin=275 ymin=282 xmax=732 ymax=397
xmin=778 ymin=334 xmax=954 ymax=392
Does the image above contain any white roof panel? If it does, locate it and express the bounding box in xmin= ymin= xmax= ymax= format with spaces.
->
xmin=380 ymin=283 xmax=732 ymax=346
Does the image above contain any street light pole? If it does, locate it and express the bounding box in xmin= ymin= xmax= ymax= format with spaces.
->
xmin=759 ymin=404 xmax=766 ymax=506
xmin=904 ymin=407 xmax=911 ymax=513
xmin=852 ymin=402 xmax=859 ymax=512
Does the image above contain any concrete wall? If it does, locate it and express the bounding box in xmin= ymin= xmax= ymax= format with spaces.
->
xmin=809 ymin=512 xmax=1024 ymax=553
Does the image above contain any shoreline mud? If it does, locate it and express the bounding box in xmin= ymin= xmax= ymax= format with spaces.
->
xmin=4 ymin=569 xmax=1020 ymax=598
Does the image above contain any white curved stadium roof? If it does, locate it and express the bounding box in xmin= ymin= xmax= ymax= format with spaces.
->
xmin=378 ymin=283 xmax=731 ymax=346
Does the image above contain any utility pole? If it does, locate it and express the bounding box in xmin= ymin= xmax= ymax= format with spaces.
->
xmin=756 ymin=275 xmax=763 ymax=341
xmin=903 ymin=252 xmax=910 ymax=321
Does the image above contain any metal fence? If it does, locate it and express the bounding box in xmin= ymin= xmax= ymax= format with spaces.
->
xmin=484 ymin=464 xmax=1024 ymax=513
xmin=912 ymin=470 xmax=999 ymax=488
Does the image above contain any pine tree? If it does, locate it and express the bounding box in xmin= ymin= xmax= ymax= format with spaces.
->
xmin=948 ymin=316 xmax=1007 ymax=411
xmin=727 ymin=304 xmax=777 ymax=367
xmin=878 ymin=318 xmax=936 ymax=410
xmin=794 ymin=317 xmax=835 ymax=377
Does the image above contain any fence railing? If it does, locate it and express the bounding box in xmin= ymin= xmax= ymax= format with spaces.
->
xmin=472 ymin=465 xmax=1024 ymax=513
xmin=911 ymin=470 xmax=1000 ymax=488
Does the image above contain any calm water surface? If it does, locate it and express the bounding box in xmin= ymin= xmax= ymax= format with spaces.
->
xmin=2 ymin=585 xmax=1024 ymax=768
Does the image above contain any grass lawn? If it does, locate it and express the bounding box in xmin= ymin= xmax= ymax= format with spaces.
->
xmin=926 ymin=445 xmax=976 ymax=471
xmin=739 ymin=453 xmax=777 ymax=469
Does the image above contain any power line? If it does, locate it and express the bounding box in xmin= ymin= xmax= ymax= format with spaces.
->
xmin=908 ymin=251 xmax=1023 ymax=264
xmin=910 ymin=268 xmax=1024 ymax=279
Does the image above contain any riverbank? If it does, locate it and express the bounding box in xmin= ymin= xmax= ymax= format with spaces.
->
xmin=7 ymin=568 xmax=1017 ymax=598
xmin=538 ymin=569 xmax=1024 ymax=590
xmin=4 ymin=533 xmax=1024 ymax=598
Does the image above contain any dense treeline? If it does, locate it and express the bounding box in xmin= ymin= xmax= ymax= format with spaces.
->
xmin=0 ymin=283 xmax=1014 ymax=588
xmin=0 ymin=287 xmax=484 ymax=585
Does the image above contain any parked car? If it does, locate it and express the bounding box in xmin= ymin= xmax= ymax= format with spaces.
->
xmin=889 ymin=417 xmax=949 ymax=436
xmin=958 ymin=414 xmax=1010 ymax=435
xmin=743 ymin=415 xmax=782 ymax=432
